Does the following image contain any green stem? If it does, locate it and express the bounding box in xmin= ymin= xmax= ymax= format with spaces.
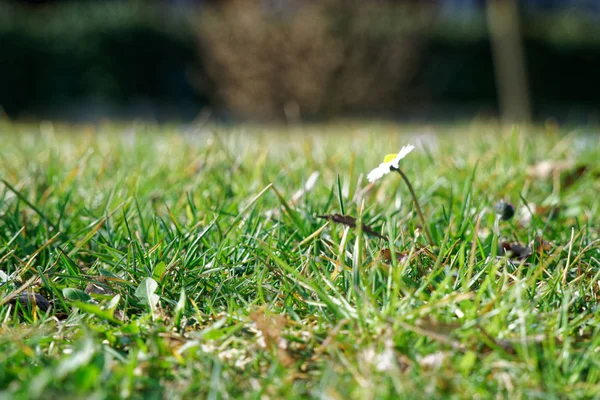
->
xmin=392 ymin=167 xmax=434 ymax=247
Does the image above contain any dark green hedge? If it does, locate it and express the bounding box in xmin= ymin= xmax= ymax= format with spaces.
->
xmin=426 ymin=10 xmax=600 ymax=116
xmin=0 ymin=2 xmax=210 ymax=119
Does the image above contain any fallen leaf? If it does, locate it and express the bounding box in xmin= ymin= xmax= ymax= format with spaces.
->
xmin=85 ymin=282 xmax=115 ymax=296
xmin=379 ymin=248 xmax=409 ymax=264
xmin=250 ymin=310 xmax=294 ymax=367
xmin=317 ymin=214 xmax=386 ymax=240
xmin=499 ymin=241 xmax=532 ymax=260
xmin=531 ymin=236 xmax=553 ymax=252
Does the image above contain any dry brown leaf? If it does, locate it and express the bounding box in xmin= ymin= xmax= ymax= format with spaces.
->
xmin=85 ymin=282 xmax=115 ymax=296
xmin=379 ymin=248 xmax=409 ymax=264
xmin=250 ymin=310 xmax=294 ymax=367
xmin=499 ymin=241 xmax=532 ymax=260
xmin=415 ymin=316 xmax=462 ymax=335
xmin=317 ymin=214 xmax=386 ymax=240
xmin=531 ymin=236 xmax=553 ymax=252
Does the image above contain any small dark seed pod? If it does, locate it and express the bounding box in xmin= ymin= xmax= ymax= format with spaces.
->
xmin=495 ymin=200 xmax=515 ymax=221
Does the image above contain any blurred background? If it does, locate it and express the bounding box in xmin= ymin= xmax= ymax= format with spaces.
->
xmin=1 ymin=0 xmax=599 ymax=123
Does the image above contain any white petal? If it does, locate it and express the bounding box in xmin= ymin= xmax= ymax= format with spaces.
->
xmin=390 ymin=144 xmax=415 ymax=168
xmin=367 ymin=164 xmax=391 ymax=183
xmin=367 ymin=144 xmax=414 ymax=183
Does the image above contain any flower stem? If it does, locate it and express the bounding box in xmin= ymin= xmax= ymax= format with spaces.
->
xmin=392 ymin=167 xmax=434 ymax=247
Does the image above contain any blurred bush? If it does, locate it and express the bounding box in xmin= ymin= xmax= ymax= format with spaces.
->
xmin=197 ymin=0 xmax=433 ymax=119
xmin=197 ymin=1 xmax=342 ymax=119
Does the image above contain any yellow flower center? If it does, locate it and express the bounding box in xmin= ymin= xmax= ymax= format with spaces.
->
xmin=383 ymin=154 xmax=397 ymax=163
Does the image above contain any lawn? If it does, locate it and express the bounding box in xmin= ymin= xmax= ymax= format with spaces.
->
xmin=1 ymin=121 xmax=599 ymax=399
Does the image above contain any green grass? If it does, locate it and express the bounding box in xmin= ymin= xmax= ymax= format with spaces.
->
xmin=1 ymin=121 xmax=599 ymax=399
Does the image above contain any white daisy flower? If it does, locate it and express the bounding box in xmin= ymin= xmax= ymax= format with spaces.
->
xmin=367 ymin=144 xmax=415 ymax=183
